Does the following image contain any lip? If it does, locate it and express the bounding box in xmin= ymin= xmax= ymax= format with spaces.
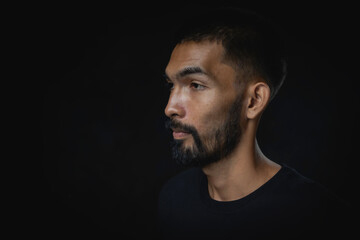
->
xmin=172 ymin=130 xmax=190 ymax=139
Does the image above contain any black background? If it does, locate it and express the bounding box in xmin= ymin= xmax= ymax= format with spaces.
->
xmin=37 ymin=3 xmax=358 ymax=239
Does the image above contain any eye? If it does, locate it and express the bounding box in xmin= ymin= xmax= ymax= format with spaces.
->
xmin=165 ymin=81 xmax=174 ymax=91
xmin=190 ymin=82 xmax=205 ymax=90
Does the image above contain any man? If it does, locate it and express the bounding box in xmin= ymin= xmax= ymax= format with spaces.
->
xmin=158 ymin=8 xmax=351 ymax=239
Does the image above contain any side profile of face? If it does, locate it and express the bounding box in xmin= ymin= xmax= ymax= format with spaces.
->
xmin=164 ymin=41 xmax=245 ymax=167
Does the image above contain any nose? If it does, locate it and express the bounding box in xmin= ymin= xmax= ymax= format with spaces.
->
xmin=164 ymin=90 xmax=186 ymax=119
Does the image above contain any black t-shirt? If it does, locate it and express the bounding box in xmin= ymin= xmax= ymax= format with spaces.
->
xmin=157 ymin=164 xmax=352 ymax=239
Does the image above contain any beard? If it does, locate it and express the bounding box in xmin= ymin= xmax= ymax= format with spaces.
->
xmin=165 ymin=94 xmax=243 ymax=168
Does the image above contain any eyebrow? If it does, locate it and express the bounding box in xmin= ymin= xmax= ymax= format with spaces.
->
xmin=164 ymin=66 xmax=208 ymax=81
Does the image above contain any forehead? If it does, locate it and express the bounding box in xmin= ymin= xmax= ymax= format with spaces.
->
xmin=165 ymin=41 xmax=226 ymax=77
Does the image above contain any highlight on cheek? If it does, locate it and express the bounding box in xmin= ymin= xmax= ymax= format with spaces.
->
xmin=165 ymin=93 xmax=243 ymax=168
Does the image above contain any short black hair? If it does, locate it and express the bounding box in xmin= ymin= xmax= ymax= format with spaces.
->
xmin=171 ymin=7 xmax=287 ymax=101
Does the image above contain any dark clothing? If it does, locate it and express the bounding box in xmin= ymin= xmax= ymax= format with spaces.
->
xmin=157 ymin=164 xmax=352 ymax=239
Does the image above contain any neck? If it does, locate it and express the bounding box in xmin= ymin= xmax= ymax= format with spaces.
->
xmin=202 ymin=127 xmax=280 ymax=201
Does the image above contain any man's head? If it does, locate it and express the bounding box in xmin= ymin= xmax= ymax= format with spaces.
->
xmin=164 ymin=8 xmax=287 ymax=168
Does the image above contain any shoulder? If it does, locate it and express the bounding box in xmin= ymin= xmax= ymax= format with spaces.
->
xmin=276 ymin=164 xmax=353 ymax=236
xmin=275 ymin=164 xmax=351 ymax=222
xmin=279 ymin=165 xmax=342 ymax=203
xmin=275 ymin=165 xmax=334 ymax=204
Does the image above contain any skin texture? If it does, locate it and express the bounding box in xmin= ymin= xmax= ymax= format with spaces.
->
xmin=165 ymin=41 xmax=240 ymax=145
xmin=165 ymin=40 xmax=281 ymax=201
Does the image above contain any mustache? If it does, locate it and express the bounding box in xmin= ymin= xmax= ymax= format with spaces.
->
xmin=165 ymin=118 xmax=205 ymax=158
xmin=165 ymin=119 xmax=197 ymax=135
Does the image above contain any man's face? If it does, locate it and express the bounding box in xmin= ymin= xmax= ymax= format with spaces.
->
xmin=164 ymin=41 xmax=244 ymax=167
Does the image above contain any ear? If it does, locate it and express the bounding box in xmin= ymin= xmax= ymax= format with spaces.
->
xmin=245 ymin=82 xmax=271 ymax=120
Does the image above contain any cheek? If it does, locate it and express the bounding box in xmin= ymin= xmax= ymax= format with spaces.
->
xmin=184 ymin=88 xmax=238 ymax=132
xmin=194 ymin=100 xmax=232 ymax=134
